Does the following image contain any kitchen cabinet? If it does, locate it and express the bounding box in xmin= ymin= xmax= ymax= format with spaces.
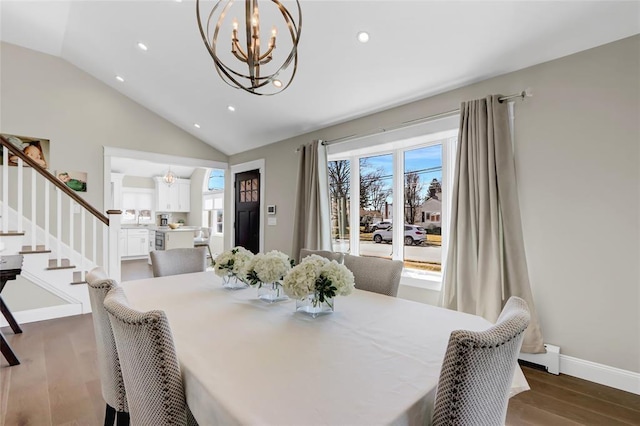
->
xmin=154 ymin=177 xmax=191 ymax=212
xmin=120 ymin=229 xmax=149 ymax=258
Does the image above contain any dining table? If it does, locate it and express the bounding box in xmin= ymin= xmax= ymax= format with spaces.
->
xmin=120 ymin=271 xmax=529 ymax=426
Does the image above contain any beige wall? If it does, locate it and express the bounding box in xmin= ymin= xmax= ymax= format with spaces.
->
xmin=230 ymin=36 xmax=640 ymax=372
xmin=0 ymin=42 xmax=228 ymax=309
xmin=0 ymin=42 xmax=228 ymax=214
xmin=122 ymin=176 xmax=155 ymax=189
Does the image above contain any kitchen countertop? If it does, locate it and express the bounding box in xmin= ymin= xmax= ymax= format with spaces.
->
xmin=121 ymin=225 xmax=200 ymax=232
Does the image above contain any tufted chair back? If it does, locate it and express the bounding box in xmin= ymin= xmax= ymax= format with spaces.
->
xmin=299 ymin=248 xmax=343 ymax=264
xmin=150 ymin=247 xmax=207 ymax=277
xmin=432 ymin=297 xmax=531 ymax=426
xmin=85 ymin=267 xmax=128 ymax=424
xmin=342 ymin=254 xmax=403 ymax=297
xmin=104 ymin=286 xmax=198 ymax=426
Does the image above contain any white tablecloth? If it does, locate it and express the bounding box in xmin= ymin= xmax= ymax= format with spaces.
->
xmin=121 ymin=272 xmax=528 ymax=426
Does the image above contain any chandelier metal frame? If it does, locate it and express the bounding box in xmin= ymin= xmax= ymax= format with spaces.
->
xmin=196 ymin=0 xmax=302 ymax=96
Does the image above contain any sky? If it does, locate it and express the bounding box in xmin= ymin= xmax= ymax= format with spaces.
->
xmin=208 ymin=170 xmax=225 ymax=190
xmin=360 ymin=144 xmax=442 ymax=201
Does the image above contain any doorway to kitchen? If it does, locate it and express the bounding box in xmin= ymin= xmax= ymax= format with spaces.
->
xmin=103 ymin=147 xmax=228 ymax=273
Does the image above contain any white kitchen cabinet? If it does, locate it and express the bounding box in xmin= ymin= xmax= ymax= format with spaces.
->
xmin=155 ymin=177 xmax=191 ymax=212
xmin=120 ymin=229 xmax=127 ymax=257
xmin=120 ymin=229 xmax=150 ymax=258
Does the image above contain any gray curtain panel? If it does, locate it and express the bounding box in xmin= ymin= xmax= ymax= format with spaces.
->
xmin=442 ymin=95 xmax=545 ymax=353
xmin=292 ymin=140 xmax=332 ymax=260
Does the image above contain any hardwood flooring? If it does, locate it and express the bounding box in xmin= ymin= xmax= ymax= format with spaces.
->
xmin=2 ymin=311 xmax=639 ymax=425
xmin=3 ymin=259 xmax=639 ymax=425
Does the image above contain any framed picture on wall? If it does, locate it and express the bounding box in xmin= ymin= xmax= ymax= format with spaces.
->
xmin=0 ymin=133 xmax=50 ymax=169
xmin=56 ymin=170 xmax=87 ymax=192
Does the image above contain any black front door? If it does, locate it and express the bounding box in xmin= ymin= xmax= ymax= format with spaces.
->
xmin=234 ymin=169 xmax=260 ymax=254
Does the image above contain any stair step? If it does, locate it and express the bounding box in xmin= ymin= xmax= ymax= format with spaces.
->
xmin=20 ymin=245 xmax=52 ymax=254
xmin=47 ymin=258 xmax=76 ymax=270
xmin=71 ymin=271 xmax=87 ymax=285
xmin=0 ymin=231 xmax=25 ymax=237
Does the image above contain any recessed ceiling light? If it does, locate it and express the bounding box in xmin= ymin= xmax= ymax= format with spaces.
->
xmin=137 ymin=42 xmax=148 ymax=51
xmin=227 ymin=105 xmax=236 ymax=112
xmin=273 ymin=79 xmax=283 ymax=88
xmin=357 ymin=31 xmax=370 ymax=43
xmin=115 ymin=75 xmax=125 ymax=82
xmin=175 ymin=0 xmax=182 ymax=2
xmin=194 ymin=123 xmax=201 ymax=129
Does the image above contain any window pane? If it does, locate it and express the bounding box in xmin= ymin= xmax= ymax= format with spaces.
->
xmin=359 ymin=154 xmax=393 ymax=260
xmin=328 ymin=160 xmax=351 ymax=253
xmin=403 ymin=145 xmax=442 ymax=273
xmin=208 ymin=169 xmax=225 ymax=191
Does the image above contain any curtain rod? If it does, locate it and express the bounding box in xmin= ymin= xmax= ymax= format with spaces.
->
xmin=320 ymin=88 xmax=533 ymax=147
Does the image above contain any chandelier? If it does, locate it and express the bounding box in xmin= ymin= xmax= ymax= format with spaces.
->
xmin=163 ymin=168 xmax=177 ymax=186
xmin=196 ymin=0 xmax=302 ymax=96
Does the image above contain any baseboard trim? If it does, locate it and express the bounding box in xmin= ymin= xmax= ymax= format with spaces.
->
xmin=559 ymin=354 xmax=640 ymax=395
xmin=0 ymin=303 xmax=82 ymax=327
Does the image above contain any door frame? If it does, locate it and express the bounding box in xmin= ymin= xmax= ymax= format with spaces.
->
xmin=229 ymin=159 xmax=265 ymax=253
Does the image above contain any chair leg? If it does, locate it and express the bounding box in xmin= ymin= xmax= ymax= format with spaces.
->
xmin=104 ymin=404 xmax=116 ymax=426
xmin=116 ymin=411 xmax=130 ymax=426
xmin=207 ymin=245 xmax=213 ymax=266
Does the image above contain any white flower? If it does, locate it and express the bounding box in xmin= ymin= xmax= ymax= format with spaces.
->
xmin=254 ymin=250 xmax=292 ymax=283
xmin=213 ymin=246 xmax=254 ymax=278
xmin=282 ymin=255 xmax=354 ymax=300
xmin=319 ymin=261 xmax=355 ymax=296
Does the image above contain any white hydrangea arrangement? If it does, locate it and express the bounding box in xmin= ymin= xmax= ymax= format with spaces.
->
xmin=244 ymin=250 xmax=293 ymax=286
xmin=282 ymin=254 xmax=355 ymax=303
xmin=213 ymin=246 xmax=254 ymax=279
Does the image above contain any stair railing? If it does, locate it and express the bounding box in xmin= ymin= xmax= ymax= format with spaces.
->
xmin=0 ymin=135 xmax=122 ymax=281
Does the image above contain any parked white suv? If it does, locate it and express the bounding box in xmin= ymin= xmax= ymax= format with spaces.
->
xmin=370 ymin=220 xmax=392 ymax=231
xmin=372 ymin=224 xmax=427 ymax=245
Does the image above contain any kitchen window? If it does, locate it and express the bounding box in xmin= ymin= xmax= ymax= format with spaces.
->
xmin=327 ymin=115 xmax=458 ymax=288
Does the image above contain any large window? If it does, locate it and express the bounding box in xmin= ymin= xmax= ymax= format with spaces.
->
xmin=327 ymin=118 xmax=457 ymax=285
xmin=328 ymin=159 xmax=351 ymax=253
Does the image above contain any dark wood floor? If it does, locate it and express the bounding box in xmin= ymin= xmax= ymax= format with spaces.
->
xmin=2 ymin=314 xmax=639 ymax=425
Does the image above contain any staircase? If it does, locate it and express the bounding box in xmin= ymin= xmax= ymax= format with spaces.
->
xmin=0 ymin=135 xmax=121 ymax=325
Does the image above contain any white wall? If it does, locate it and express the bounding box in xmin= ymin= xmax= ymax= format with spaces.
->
xmin=230 ymin=35 xmax=640 ymax=373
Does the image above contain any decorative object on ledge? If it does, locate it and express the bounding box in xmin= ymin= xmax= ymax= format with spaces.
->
xmin=163 ymin=168 xmax=177 ymax=186
xmin=0 ymin=133 xmax=49 ymax=169
xmin=196 ymin=0 xmax=302 ymax=96
xmin=244 ymin=250 xmax=293 ymax=303
xmin=213 ymin=246 xmax=253 ymax=289
xmin=56 ymin=170 xmax=87 ymax=192
xmin=283 ymin=254 xmax=355 ymax=317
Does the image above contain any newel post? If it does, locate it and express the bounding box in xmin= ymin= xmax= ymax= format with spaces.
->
xmin=107 ymin=210 xmax=122 ymax=282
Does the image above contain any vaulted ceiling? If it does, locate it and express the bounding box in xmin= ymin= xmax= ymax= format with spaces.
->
xmin=2 ymin=1 xmax=639 ymax=156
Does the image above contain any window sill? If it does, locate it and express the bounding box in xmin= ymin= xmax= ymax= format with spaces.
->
xmin=400 ymin=270 xmax=442 ymax=292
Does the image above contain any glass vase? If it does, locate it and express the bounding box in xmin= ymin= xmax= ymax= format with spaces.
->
xmin=257 ymin=282 xmax=289 ymax=303
xmin=222 ymin=272 xmax=249 ymax=290
xmin=295 ymin=292 xmax=334 ymax=317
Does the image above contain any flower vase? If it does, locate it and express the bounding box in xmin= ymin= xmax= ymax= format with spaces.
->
xmin=222 ymin=272 xmax=249 ymax=290
xmin=296 ymin=292 xmax=334 ymax=317
xmin=257 ymin=282 xmax=289 ymax=303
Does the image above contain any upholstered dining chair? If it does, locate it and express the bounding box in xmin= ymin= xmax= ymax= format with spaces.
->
xmin=104 ymin=286 xmax=198 ymax=426
xmin=85 ymin=267 xmax=129 ymax=426
xmin=193 ymin=227 xmax=214 ymax=265
xmin=431 ymin=296 xmax=531 ymax=426
xmin=342 ymin=254 xmax=403 ymax=297
xmin=150 ymin=247 xmax=207 ymax=277
xmin=299 ymin=248 xmax=344 ymax=264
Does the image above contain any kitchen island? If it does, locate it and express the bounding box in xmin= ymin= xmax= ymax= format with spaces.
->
xmin=154 ymin=227 xmax=196 ymax=251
